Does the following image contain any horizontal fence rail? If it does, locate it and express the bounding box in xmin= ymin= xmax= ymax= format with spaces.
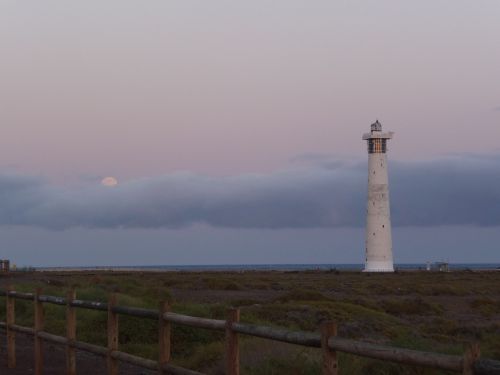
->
xmin=0 ymin=289 xmax=499 ymax=375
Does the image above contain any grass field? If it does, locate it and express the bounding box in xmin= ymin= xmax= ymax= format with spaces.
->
xmin=1 ymin=270 xmax=499 ymax=374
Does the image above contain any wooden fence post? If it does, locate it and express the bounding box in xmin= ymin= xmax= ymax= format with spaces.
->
xmin=107 ymin=294 xmax=118 ymax=375
xmin=34 ymin=288 xmax=44 ymax=375
xmin=225 ymin=308 xmax=240 ymax=375
xmin=66 ymin=289 xmax=77 ymax=375
xmin=462 ymin=342 xmax=480 ymax=375
xmin=321 ymin=321 xmax=338 ymax=375
xmin=158 ymin=301 xmax=171 ymax=374
xmin=6 ymin=285 xmax=16 ymax=369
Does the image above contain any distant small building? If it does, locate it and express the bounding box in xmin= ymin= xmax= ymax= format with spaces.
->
xmin=435 ymin=262 xmax=449 ymax=272
xmin=0 ymin=259 xmax=10 ymax=273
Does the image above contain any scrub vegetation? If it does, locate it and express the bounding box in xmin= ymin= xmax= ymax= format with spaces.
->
xmin=1 ymin=270 xmax=499 ymax=374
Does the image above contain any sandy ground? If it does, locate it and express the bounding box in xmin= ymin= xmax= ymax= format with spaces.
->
xmin=0 ymin=331 xmax=154 ymax=375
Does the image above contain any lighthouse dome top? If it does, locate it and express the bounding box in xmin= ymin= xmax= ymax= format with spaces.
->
xmin=362 ymin=120 xmax=393 ymax=140
xmin=371 ymin=120 xmax=382 ymax=132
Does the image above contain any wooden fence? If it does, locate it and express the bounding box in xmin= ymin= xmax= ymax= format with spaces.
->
xmin=0 ymin=288 xmax=499 ymax=375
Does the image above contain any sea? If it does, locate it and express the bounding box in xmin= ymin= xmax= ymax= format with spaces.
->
xmin=37 ymin=263 xmax=500 ymax=272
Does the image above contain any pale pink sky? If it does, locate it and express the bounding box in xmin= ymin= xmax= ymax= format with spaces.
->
xmin=1 ymin=1 xmax=499 ymax=182
xmin=0 ymin=2 xmax=499 ymax=266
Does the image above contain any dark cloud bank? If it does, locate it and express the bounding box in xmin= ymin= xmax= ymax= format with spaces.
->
xmin=0 ymin=154 xmax=499 ymax=230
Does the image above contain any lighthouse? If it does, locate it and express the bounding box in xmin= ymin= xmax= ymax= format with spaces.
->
xmin=362 ymin=120 xmax=394 ymax=272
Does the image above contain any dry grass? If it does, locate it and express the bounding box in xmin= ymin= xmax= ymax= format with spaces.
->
xmin=0 ymin=269 xmax=499 ymax=373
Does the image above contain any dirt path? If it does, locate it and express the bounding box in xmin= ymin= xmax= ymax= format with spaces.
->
xmin=0 ymin=332 xmax=154 ymax=375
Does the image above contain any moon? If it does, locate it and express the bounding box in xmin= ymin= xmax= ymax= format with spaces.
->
xmin=101 ymin=176 xmax=118 ymax=187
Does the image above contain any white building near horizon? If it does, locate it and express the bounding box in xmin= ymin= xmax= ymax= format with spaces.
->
xmin=362 ymin=120 xmax=394 ymax=272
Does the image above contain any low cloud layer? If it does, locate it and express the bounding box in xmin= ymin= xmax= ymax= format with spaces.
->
xmin=0 ymin=154 xmax=499 ymax=230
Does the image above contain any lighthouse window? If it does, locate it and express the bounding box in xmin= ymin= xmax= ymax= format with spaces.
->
xmin=367 ymin=139 xmax=387 ymax=154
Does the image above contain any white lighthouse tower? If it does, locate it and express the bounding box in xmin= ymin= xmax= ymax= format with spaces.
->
xmin=362 ymin=120 xmax=394 ymax=272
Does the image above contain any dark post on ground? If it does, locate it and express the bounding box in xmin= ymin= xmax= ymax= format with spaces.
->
xmin=226 ymin=308 xmax=240 ymax=375
xmin=321 ymin=321 xmax=338 ymax=375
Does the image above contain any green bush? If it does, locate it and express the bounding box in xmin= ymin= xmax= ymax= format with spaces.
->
xmin=275 ymin=288 xmax=329 ymax=303
xmin=380 ymin=298 xmax=443 ymax=316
